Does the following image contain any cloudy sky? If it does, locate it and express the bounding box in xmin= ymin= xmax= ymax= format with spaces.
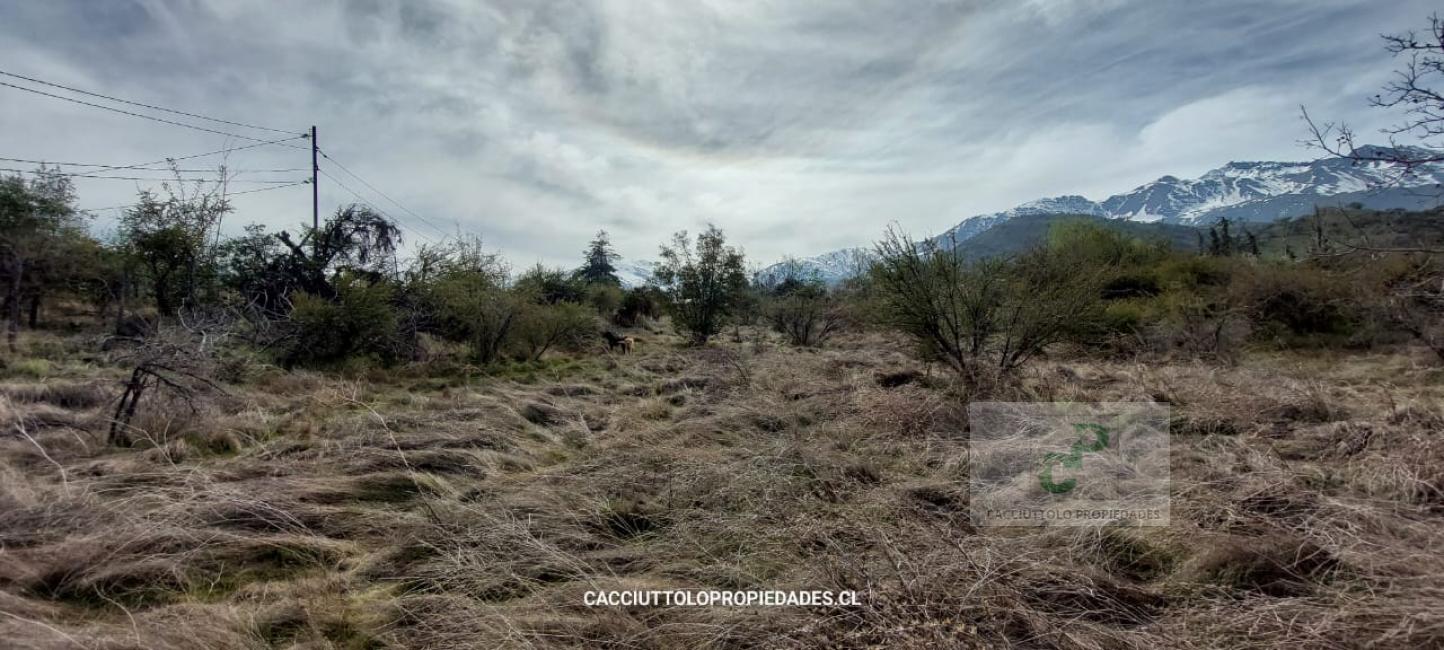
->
xmin=0 ymin=0 xmax=1432 ymax=267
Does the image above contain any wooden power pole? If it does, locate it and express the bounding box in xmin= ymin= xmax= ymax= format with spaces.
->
xmin=310 ymin=125 xmax=319 ymax=231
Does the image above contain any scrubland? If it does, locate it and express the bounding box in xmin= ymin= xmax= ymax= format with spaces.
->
xmin=3 ymin=321 xmax=1442 ymax=650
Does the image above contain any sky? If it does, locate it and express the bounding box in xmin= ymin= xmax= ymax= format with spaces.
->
xmin=0 ymin=0 xmax=1434 ymax=268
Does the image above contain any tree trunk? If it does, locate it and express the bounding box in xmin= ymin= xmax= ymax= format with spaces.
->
xmin=155 ymin=272 xmax=175 ymax=317
xmin=27 ymin=293 xmax=39 ymax=329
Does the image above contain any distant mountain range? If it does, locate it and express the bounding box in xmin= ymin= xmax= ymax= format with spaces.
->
xmin=764 ymin=145 xmax=1444 ymax=284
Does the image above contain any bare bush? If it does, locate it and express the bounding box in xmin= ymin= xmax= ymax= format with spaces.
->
xmin=765 ymin=283 xmax=846 ymax=347
xmin=1381 ymin=260 xmax=1444 ymax=361
xmin=107 ymin=323 xmax=226 ymax=446
xmin=870 ymin=226 xmax=1105 ymax=384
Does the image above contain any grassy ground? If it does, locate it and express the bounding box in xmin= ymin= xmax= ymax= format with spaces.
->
xmin=2 ymin=324 xmax=1443 ymax=649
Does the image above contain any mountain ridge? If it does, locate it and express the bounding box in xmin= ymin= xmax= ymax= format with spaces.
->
xmin=767 ymin=146 xmax=1444 ymax=282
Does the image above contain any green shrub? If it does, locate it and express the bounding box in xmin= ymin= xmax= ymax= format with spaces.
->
xmin=1157 ymin=255 xmax=1234 ymax=290
xmin=616 ymin=287 xmax=663 ymax=327
xmin=286 ymin=274 xmax=401 ymax=367
xmin=1098 ymin=299 xmax=1152 ymax=337
xmin=585 ymin=283 xmax=623 ymax=318
xmin=514 ymin=264 xmax=585 ymax=305
xmin=509 ymin=302 xmax=596 ymax=361
xmin=1046 ymin=219 xmax=1170 ymax=268
xmin=653 ymin=225 xmax=748 ymax=344
xmin=426 ymin=272 xmax=522 ymax=364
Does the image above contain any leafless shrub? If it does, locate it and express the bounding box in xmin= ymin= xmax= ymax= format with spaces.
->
xmin=106 ymin=324 xmax=226 ymax=447
xmin=765 ymin=284 xmax=848 ymax=347
xmin=871 ymin=226 xmax=1106 ymax=386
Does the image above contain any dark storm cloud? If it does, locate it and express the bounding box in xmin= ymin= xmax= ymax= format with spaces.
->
xmin=0 ymin=0 xmax=1432 ymax=265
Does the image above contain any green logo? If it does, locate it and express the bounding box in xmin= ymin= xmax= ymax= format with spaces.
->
xmin=1038 ymin=423 xmax=1110 ymax=494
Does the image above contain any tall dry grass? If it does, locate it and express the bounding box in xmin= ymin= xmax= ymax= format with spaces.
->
xmin=1 ymin=327 xmax=1442 ymax=648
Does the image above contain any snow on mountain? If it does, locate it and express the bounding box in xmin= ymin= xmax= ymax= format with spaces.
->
xmin=614 ymin=260 xmax=655 ymax=288
xmin=936 ymin=195 xmax=1104 ymax=250
xmin=1096 ymin=147 xmax=1442 ymax=225
xmin=763 ymin=146 xmax=1444 ymax=283
xmin=754 ymin=248 xmax=874 ymax=287
xmin=964 ymin=146 xmax=1444 ymax=235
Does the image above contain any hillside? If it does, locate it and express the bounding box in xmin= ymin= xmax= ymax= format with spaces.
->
xmin=765 ymin=147 xmax=1444 ymax=282
xmin=1254 ymin=205 xmax=1444 ymax=254
xmin=948 ymin=214 xmax=1203 ymax=261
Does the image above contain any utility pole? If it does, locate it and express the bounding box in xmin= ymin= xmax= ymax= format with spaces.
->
xmin=310 ymin=125 xmax=319 ymax=231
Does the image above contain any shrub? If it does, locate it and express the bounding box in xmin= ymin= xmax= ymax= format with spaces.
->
xmin=514 ymin=265 xmax=585 ymax=305
xmin=404 ymin=236 xmax=521 ymax=364
xmin=427 ymin=273 xmax=522 ymax=364
xmin=615 ymin=287 xmax=663 ymax=327
xmin=1239 ymin=264 xmax=1362 ymax=346
xmin=1148 ymin=290 xmax=1249 ymax=360
xmin=1101 ymin=272 xmax=1162 ymax=300
xmin=584 ymin=283 xmax=623 ymax=319
xmin=1156 ymin=255 xmax=1234 ymax=290
xmin=286 ymin=274 xmax=401 ymax=367
xmin=509 ymin=302 xmax=596 ymax=361
xmin=870 ymin=227 xmax=1106 ymax=384
xmin=652 ymin=225 xmax=748 ymax=344
xmin=1046 ymin=219 xmax=1169 ymax=268
xmin=1371 ymin=255 xmax=1444 ymax=361
xmin=765 ymin=281 xmax=846 ymax=347
xmin=1093 ymin=299 xmax=1152 ymax=347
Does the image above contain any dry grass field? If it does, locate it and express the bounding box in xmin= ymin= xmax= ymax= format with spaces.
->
xmin=2 ymin=324 xmax=1443 ymax=649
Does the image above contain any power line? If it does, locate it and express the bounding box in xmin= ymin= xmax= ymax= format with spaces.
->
xmin=96 ymin=136 xmax=309 ymax=172
xmin=1 ymin=167 xmax=308 ymax=183
xmin=317 ymin=148 xmax=452 ymax=238
xmin=0 ymin=68 xmax=298 ymax=135
xmin=317 ymin=167 xmax=435 ymax=243
xmin=77 ymin=180 xmax=311 ymax=212
xmin=0 ymin=80 xmax=308 ymax=146
xmin=317 ymin=167 xmax=436 ymax=242
xmin=0 ymin=156 xmax=306 ymax=173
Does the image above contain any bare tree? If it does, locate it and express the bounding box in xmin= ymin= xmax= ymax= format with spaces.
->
xmin=1304 ymin=13 xmax=1444 ymax=179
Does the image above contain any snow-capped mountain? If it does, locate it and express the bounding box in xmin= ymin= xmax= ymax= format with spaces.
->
xmin=935 ymin=195 xmax=1104 ymax=249
xmin=754 ymin=248 xmax=874 ymax=287
xmin=765 ymin=146 xmax=1443 ymax=280
xmin=945 ymin=146 xmax=1442 ymax=237
xmin=614 ymin=259 xmax=655 ymax=288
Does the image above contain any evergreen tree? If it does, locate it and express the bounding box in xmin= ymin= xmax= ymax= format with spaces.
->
xmin=576 ymin=230 xmax=620 ymax=285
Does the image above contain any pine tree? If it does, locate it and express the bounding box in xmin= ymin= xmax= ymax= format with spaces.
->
xmin=576 ymin=230 xmax=620 ymax=285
